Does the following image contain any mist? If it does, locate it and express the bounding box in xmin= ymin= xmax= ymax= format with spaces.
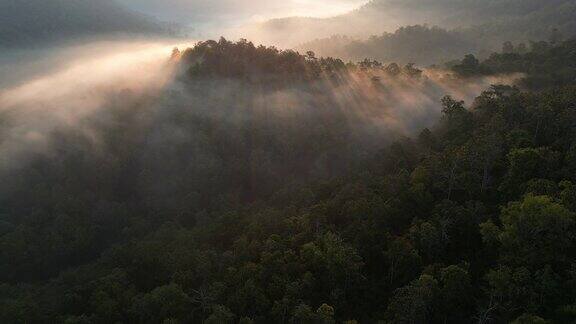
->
xmin=0 ymin=38 xmax=519 ymax=190
xmin=234 ymin=0 xmax=576 ymax=62
xmin=117 ymin=0 xmax=367 ymax=28
xmin=0 ymin=39 xmax=521 ymax=223
xmin=0 ymin=41 xmax=184 ymax=171
xmin=5 ymin=2 xmax=576 ymax=322
xmin=0 ymin=40 xmax=523 ymax=264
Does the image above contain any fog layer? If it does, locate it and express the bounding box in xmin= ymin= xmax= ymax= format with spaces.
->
xmin=0 ymin=40 xmax=518 ymax=183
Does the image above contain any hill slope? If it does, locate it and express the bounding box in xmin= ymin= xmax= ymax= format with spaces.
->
xmin=1 ymin=38 xmax=576 ymax=323
xmin=243 ymin=0 xmax=576 ymax=50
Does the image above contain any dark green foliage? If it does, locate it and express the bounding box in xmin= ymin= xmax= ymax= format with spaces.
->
xmin=452 ymin=39 xmax=576 ymax=90
xmin=1 ymin=38 xmax=576 ymax=323
xmin=303 ymin=25 xmax=477 ymax=66
xmin=181 ymin=38 xmax=347 ymax=84
xmin=290 ymin=0 xmax=576 ymax=64
xmin=452 ymin=54 xmax=490 ymax=77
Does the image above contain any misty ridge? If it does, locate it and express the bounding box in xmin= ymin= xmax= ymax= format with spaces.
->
xmin=1 ymin=0 xmax=576 ymax=323
xmin=239 ymin=0 xmax=576 ymax=64
xmin=0 ymin=37 xmax=515 ymax=205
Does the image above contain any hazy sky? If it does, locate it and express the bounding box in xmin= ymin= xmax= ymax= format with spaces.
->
xmin=119 ymin=0 xmax=367 ymax=27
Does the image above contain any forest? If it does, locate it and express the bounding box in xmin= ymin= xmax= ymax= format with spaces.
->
xmin=251 ymin=0 xmax=576 ymax=52
xmin=300 ymin=25 xmax=478 ymax=66
xmin=0 ymin=36 xmax=575 ymax=323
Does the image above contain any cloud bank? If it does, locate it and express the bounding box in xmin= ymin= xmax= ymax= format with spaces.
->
xmin=118 ymin=0 xmax=367 ymax=30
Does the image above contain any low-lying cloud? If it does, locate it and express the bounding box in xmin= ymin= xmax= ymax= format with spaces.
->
xmin=0 ymin=40 xmax=520 ymax=200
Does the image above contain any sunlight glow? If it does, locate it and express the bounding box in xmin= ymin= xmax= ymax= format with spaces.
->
xmin=119 ymin=0 xmax=368 ymax=24
xmin=264 ymin=0 xmax=368 ymax=19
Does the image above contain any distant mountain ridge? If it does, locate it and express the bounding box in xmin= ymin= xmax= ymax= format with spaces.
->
xmin=243 ymin=0 xmax=576 ymax=48
xmin=0 ymin=0 xmax=176 ymax=48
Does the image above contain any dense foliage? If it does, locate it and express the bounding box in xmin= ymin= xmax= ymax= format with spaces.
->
xmin=1 ymin=39 xmax=576 ymax=324
xmin=263 ymin=0 xmax=576 ymax=60
xmin=301 ymin=26 xmax=477 ymax=66
xmin=180 ymin=38 xmax=345 ymax=83
xmin=451 ymin=39 xmax=576 ymax=89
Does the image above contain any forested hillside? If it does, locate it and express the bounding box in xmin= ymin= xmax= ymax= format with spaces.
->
xmin=450 ymin=39 xmax=576 ymax=90
xmin=357 ymin=0 xmax=576 ymax=29
xmin=0 ymin=0 xmax=175 ymax=48
xmin=0 ymin=38 xmax=575 ymax=323
xmin=258 ymin=0 xmax=576 ymax=64
xmin=301 ymin=25 xmax=478 ymax=66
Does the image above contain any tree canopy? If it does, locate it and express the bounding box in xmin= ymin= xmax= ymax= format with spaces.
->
xmin=1 ymin=38 xmax=576 ymax=323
